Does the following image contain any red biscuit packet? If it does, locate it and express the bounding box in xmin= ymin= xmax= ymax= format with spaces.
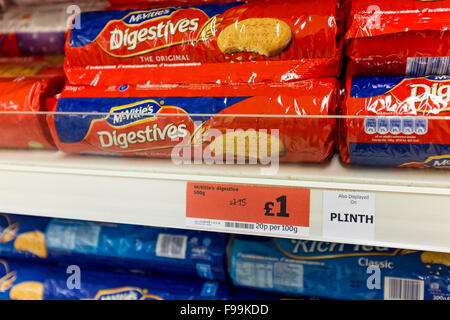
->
xmin=0 ymin=56 xmax=64 ymax=77
xmin=345 ymin=0 xmax=450 ymax=76
xmin=47 ymin=79 xmax=338 ymax=163
xmin=65 ymin=0 xmax=345 ymax=85
xmin=339 ymin=76 xmax=450 ymax=168
xmin=0 ymin=75 xmax=64 ymax=149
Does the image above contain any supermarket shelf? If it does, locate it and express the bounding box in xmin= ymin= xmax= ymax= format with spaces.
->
xmin=0 ymin=150 xmax=449 ymax=253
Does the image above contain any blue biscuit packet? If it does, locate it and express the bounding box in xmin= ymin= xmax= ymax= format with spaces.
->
xmin=45 ymin=266 xmax=230 ymax=300
xmin=229 ymin=236 xmax=450 ymax=300
xmin=0 ymin=257 xmax=231 ymax=300
xmin=44 ymin=219 xmax=229 ymax=281
xmin=0 ymin=213 xmax=229 ymax=281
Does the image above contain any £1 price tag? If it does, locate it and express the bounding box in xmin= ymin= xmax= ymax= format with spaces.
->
xmin=185 ymin=182 xmax=310 ymax=237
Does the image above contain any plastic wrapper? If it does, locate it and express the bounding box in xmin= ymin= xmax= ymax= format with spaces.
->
xmin=339 ymin=76 xmax=450 ymax=168
xmin=47 ymin=79 xmax=338 ymax=163
xmin=64 ymin=0 xmax=344 ymax=85
xmin=0 ymin=2 xmax=108 ymax=57
xmin=0 ymin=213 xmax=229 ymax=281
xmin=229 ymin=236 xmax=450 ymax=300
xmin=0 ymin=257 xmax=230 ymax=300
xmin=345 ymin=0 xmax=450 ymax=76
xmin=0 ymin=75 xmax=64 ymax=149
xmin=0 ymin=56 xmax=64 ymax=76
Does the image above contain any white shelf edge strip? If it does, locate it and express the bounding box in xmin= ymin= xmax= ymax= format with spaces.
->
xmin=0 ymin=163 xmax=448 ymax=196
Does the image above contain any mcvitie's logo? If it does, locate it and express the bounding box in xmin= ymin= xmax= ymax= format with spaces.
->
xmin=106 ymin=100 xmax=159 ymax=128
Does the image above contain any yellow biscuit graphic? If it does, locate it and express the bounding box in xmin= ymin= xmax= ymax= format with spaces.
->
xmin=14 ymin=232 xmax=48 ymax=259
xmin=0 ymin=222 xmax=19 ymax=244
xmin=9 ymin=282 xmax=44 ymax=300
xmin=208 ymin=130 xmax=285 ymax=160
xmin=217 ymin=18 xmax=292 ymax=57
xmin=420 ymin=251 xmax=450 ymax=267
xmin=0 ymin=271 xmax=17 ymax=292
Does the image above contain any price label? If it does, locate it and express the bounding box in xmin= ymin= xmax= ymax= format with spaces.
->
xmin=186 ymin=182 xmax=310 ymax=237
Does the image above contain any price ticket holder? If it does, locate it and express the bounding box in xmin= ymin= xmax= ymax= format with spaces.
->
xmin=186 ymin=182 xmax=311 ymax=237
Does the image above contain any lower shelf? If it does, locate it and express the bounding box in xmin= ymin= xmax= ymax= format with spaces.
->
xmin=0 ymin=150 xmax=448 ymax=252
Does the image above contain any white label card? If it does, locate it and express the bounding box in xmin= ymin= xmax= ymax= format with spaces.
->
xmin=322 ymin=190 xmax=376 ymax=241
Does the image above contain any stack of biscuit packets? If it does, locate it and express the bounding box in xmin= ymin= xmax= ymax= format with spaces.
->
xmin=0 ymin=213 xmax=232 ymax=300
xmin=338 ymin=0 xmax=450 ymax=168
xmin=45 ymin=0 xmax=346 ymax=164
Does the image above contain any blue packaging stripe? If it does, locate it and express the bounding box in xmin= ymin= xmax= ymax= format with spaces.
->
xmin=45 ymin=267 xmax=229 ymax=300
xmin=69 ymin=2 xmax=243 ymax=47
xmin=0 ymin=258 xmax=230 ymax=300
xmin=45 ymin=219 xmax=229 ymax=281
xmin=350 ymin=75 xmax=450 ymax=98
xmin=0 ymin=214 xmax=229 ymax=281
xmin=55 ymin=97 xmax=248 ymax=143
xmin=348 ymin=143 xmax=450 ymax=167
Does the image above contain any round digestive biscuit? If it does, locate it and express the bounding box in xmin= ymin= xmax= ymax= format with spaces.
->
xmin=217 ymin=18 xmax=292 ymax=57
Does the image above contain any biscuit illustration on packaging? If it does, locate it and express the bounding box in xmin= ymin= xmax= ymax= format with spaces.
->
xmin=208 ymin=130 xmax=285 ymax=160
xmin=217 ymin=18 xmax=292 ymax=57
xmin=9 ymin=281 xmax=44 ymax=300
xmin=420 ymin=251 xmax=450 ymax=267
xmin=0 ymin=222 xmax=19 ymax=244
xmin=0 ymin=271 xmax=17 ymax=292
xmin=14 ymin=232 xmax=48 ymax=259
